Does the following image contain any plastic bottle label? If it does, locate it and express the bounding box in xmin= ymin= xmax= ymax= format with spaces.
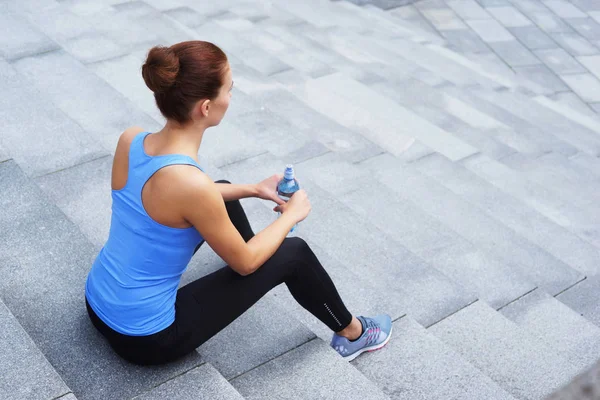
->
xmin=277 ymin=178 xmax=299 ymax=234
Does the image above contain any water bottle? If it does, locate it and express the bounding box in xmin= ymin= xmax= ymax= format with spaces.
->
xmin=277 ymin=164 xmax=300 ymax=234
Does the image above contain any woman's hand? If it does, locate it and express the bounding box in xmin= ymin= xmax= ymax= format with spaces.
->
xmin=273 ymin=189 xmax=311 ymax=222
xmin=255 ymin=174 xmax=286 ymax=207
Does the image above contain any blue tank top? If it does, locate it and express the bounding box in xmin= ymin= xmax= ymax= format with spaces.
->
xmin=85 ymin=131 xmax=204 ymax=336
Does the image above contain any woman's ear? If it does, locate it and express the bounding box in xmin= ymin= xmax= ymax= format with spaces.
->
xmin=201 ymin=99 xmax=210 ymax=117
xmin=191 ymin=99 xmax=211 ymax=119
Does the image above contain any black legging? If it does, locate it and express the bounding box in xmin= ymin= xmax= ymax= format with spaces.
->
xmin=86 ymin=180 xmax=353 ymax=365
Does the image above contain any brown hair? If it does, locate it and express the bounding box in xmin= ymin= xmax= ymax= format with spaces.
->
xmin=142 ymin=41 xmax=228 ymax=124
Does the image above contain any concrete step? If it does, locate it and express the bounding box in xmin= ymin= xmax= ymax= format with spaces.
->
xmin=440 ymin=85 xmax=580 ymax=157
xmin=196 ymin=21 xmax=292 ymax=77
xmin=56 ymin=394 xmax=78 ymax=400
xmin=196 ymin=295 xmax=315 ymax=380
xmin=423 ymin=42 xmax=550 ymax=94
xmin=0 ymin=160 xmax=204 ymax=400
xmin=296 ymin=152 xmax=535 ymax=311
xmin=429 ymin=300 xmax=582 ymax=400
xmin=367 ymin=74 xmax=509 ymax=131
xmin=280 ymin=73 xmax=411 ymax=157
xmin=360 ymin=73 xmax=551 ymax=158
xmin=248 ymin=88 xmax=384 ymax=164
xmin=358 ymin=152 xmax=585 ymax=296
xmin=338 ymin=0 xmax=446 ymax=43
xmin=501 ymin=152 xmax=600 ymax=211
xmin=471 ymin=87 xmax=600 ymax=156
xmin=461 ymin=153 xmax=600 ymax=249
xmin=270 ymin=0 xmax=504 ymax=90
xmin=511 ymin=64 xmax=572 ymax=97
xmin=545 ymin=361 xmax=600 ymax=400
xmin=35 ymin=155 xmax=113 ymax=249
xmin=411 ymin=152 xmax=600 ymax=276
xmin=21 ymin=0 xmax=199 ymax=70
xmin=131 ymin=363 xmax=245 ymax=400
xmin=0 ymin=3 xmax=59 ymax=61
xmin=238 ymin=7 xmax=375 ymax=79
xmin=383 ymin=3 xmax=562 ymax=96
xmin=261 ymin=21 xmax=370 ymax=80
xmin=88 ymin=48 xmax=165 ymax=124
xmin=226 ymin=92 xmax=318 ymax=158
xmin=352 ymin=315 xmax=518 ymax=400
xmin=98 ymin=2 xmax=197 ymax=46
xmin=0 ymin=55 xmax=108 ymax=178
xmin=218 ymin=0 xmax=306 ymax=27
xmin=220 ymin=152 xmax=477 ymax=328
xmin=258 ymin=18 xmax=450 ymax=91
xmin=499 ymin=289 xmax=600 ymax=372
xmin=387 ymin=3 xmax=446 ymax=38
xmin=463 ymin=50 xmax=520 ymax=79
xmin=549 ymin=91 xmax=600 ymax=119
xmin=242 ymin=7 xmax=494 ymax=97
xmin=0 ymin=139 xmax=10 ymax=163
xmin=0 ymin=297 xmax=71 ymax=400
xmin=282 ymin=22 xmax=415 ymax=80
xmin=337 ymin=15 xmax=512 ymax=90
xmin=47 ymin=4 xmax=214 ymax=124
xmin=286 ymin=0 xmax=425 ymax=47
xmin=230 ymin=338 xmax=390 ymax=400
xmin=499 ymin=156 xmax=600 ymax=244
xmin=364 ymin=78 xmax=525 ymax=160
xmin=567 ymin=151 xmax=600 ymax=180
xmin=75 ymin=1 xmax=193 ymax=54
xmin=509 ymin=151 xmax=600 ymax=183
xmin=214 ymin=18 xmax=335 ymax=79
xmin=197 ymin=120 xmax=268 ymax=169
xmin=310 ymin=25 xmax=502 ymax=90
xmin=22 ymin=2 xmax=142 ymax=64
xmin=11 ymin=49 xmax=161 ymax=153
xmin=534 ymin=95 xmax=600 ymax=136
xmin=292 ymin=71 xmax=478 ymax=161
xmin=556 ymin=276 xmax=600 ymax=329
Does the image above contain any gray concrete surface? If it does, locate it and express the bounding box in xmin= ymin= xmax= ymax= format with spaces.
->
xmin=1 ymin=0 xmax=600 ymax=398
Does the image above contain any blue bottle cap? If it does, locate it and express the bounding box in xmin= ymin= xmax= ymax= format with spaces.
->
xmin=284 ymin=164 xmax=295 ymax=180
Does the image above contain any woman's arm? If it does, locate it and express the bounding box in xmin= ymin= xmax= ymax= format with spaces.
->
xmin=215 ymin=182 xmax=258 ymax=202
xmin=181 ymin=175 xmax=298 ymax=276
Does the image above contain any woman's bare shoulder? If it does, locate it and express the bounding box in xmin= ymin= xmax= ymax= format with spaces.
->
xmin=118 ymin=126 xmax=145 ymax=147
xmin=111 ymin=126 xmax=145 ymax=190
xmin=148 ymin=164 xmax=216 ymax=222
xmin=159 ymin=164 xmax=214 ymax=193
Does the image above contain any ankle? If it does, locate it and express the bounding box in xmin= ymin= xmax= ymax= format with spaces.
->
xmin=337 ymin=317 xmax=363 ymax=341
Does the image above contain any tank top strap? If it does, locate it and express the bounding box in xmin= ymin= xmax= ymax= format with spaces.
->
xmin=146 ymin=154 xmax=205 ymax=177
xmin=116 ymin=131 xmax=205 ymax=200
xmin=129 ymin=131 xmax=205 ymax=174
xmin=129 ymin=132 xmax=204 ymax=190
xmin=128 ymin=131 xmax=153 ymax=170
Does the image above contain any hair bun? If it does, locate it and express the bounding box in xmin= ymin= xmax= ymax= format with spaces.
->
xmin=142 ymin=46 xmax=180 ymax=94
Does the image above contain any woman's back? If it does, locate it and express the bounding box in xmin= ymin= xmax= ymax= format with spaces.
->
xmin=85 ymin=130 xmax=204 ymax=336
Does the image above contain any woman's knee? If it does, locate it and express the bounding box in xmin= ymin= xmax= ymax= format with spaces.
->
xmin=281 ymin=237 xmax=313 ymax=259
xmin=285 ymin=236 xmax=308 ymax=248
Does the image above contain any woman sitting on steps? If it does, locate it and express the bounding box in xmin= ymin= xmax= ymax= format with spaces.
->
xmin=84 ymin=40 xmax=392 ymax=365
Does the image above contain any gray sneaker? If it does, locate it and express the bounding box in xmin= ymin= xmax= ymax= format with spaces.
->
xmin=330 ymin=315 xmax=392 ymax=361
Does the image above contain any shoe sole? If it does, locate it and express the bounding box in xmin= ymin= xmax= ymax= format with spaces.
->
xmin=342 ymin=325 xmax=393 ymax=362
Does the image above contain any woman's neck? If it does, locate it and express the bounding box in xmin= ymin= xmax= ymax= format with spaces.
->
xmin=152 ymin=120 xmax=207 ymax=161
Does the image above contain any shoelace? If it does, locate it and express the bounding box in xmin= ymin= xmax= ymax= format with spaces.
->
xmin=362 ymin=318 xmax=381 ymax=347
